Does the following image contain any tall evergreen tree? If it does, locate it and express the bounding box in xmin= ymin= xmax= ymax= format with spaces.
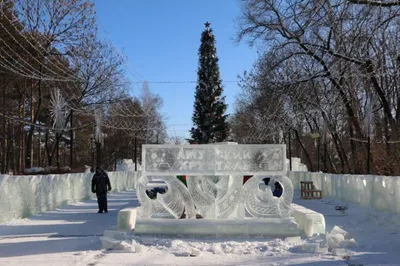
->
xmin=189 ymin=22 xmax=229 ymax=144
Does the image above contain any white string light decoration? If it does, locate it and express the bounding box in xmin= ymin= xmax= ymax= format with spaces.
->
xmin=50 ymin=88 xmax=68 ymax=133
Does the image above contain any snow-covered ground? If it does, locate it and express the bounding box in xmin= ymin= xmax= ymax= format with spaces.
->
xmin=0 ymin=191 xmax=140 ymax=266
xmin=1 ymin=190 xmax=399 ymax=265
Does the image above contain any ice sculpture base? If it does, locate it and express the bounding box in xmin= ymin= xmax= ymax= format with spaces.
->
xmin=134 ymin=218 xmax=301 ymax=237
xmin=291 ymin=204 xmax=326 ymax=237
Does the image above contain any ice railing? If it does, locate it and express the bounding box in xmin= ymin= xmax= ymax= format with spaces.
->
xmin=136 ymin=144 xmax=294 ymax=219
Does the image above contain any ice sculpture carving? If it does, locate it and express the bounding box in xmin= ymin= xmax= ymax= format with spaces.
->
xmin=215 ymin=175 xmax=243 ymax=219
xmin=136 ymin=175 xmax=196 ymax=219
xmin=186 ymin=176 xmax=217 ymax=218
xmin=157 ymin=176 xmax=196 ymax=219
xmin=186 ymin=175 xmax=243 ymax=219
xmin=237 ymin=175 xmax=294 ymax=218
xmin=137 ymin=143 xmax=292 ymax=220
xmin=143 ymin=144 xmax=286 ymax=175
xmin=136 ymin=175 xmax=173 ymax=218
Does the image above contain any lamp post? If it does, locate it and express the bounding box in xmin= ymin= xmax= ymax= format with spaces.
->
xmin=310 ymin=132 xmax=321 ymax=172
xmin=96 ymin=140 xmax=101 ymax=167
xmin=90 ymin=138 xmax=95 ymax=169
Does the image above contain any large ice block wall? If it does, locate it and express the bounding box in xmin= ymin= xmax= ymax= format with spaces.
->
xmin=286 ymin=157 xmax=308 ymax=171
xmin=288 ymin=171 xmax=400 ymax=214
xmin=0 ymin=171 xmax=139 ymax=223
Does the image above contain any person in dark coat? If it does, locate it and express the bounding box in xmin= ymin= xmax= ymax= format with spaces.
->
xmin=91 ymin=166 xmax=112 ymax=213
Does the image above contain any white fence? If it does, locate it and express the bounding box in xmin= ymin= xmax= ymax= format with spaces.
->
xmin=0 ymin=171 xmax=139 ymax=223
xmin=288 ymin=171 xmax=400 ymax=214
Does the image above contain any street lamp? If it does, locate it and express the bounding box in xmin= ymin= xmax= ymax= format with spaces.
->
xmin=310 ymin=132 xmax=321 ymax=172
xmin=90 ymin=137 xmax=95 ymax=169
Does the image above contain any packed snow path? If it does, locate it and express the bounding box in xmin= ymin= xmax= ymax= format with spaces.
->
xmin=0 ymin=191 xmax=139 ymax=266
xmin=1 ymin=190 xmax=400 ymax=265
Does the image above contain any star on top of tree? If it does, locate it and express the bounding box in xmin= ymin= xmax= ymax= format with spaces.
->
xmin=204 ymin=21 xmax=211 ymax=28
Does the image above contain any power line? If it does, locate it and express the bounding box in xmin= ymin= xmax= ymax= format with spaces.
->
xmin=131 ymin=80 xmax=239 ymax=84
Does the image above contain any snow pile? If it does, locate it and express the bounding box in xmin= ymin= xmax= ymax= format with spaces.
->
xmin=116 ymin=159 xmax=141 ymax=172
xmin=24 ymin=167 xmax=45 ymax=174
xmin=84 ymin=165 xmax=91 ymax=173
xmin=101 ymin=232 xmax=365 ymax=264
xmin=24 ymin=166 xmax=72 ymax=175
xmin=103 ymin=232 xmax=356 ymax=259
xmin=326 ymin=226 xmax=358 ymax=253
xmin=105 ymin=235 xmax=309 ymax=257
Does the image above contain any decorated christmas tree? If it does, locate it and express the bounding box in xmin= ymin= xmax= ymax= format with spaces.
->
xmin=189 ymin=22 xmax=229 ymax=144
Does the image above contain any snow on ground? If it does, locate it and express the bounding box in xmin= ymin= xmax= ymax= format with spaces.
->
xmin=0 ymin=191 xmax=139 ymax=266
xmin=1 ymin=189 xmax=400 ymax=265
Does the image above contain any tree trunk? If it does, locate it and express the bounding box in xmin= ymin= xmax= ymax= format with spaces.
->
xmin=20 ymin=84 xmax=27 ymax=173
xmin=349 ymin=124 xmax=358 ymax=174
xmin=45 ymin=129 xmax=52 ymax=166
xmin=293 ymin=129 xmax=314 ymax=172
xmin=25 ymin=65 xmax=43 ymax=168
xmin=70 ymin=110 xmax=73 ymax=167
xmin=5 ymin=123 xmax=13 ymax=174
xmin=56 ymin=135 xmax=60 ymax=169
xmin=49 ymin=133 xmax=61 ymax=168
xmin=1 ymin=77 xmax=6 ymax=174
xmin=11 ymin=125 xmax=16 ymax=174
xmin=38 ymin=127 xmax=41 ymax=167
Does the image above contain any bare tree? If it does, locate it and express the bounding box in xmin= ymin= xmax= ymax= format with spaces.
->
xmin=140 ymin=81 xmax=167 ymax=144
xmin=347 ymin=0 xmax=400 ymax=7
xmin=11 ymin=0 xmax=97 ymax=168
xmin=233 ymin=0 xmax=400 ymax=174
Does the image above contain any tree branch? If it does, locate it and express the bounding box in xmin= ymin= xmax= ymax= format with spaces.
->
xmin=347 ymin=0 xmax=400 ymax=6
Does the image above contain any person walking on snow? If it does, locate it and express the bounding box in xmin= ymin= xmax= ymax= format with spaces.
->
xmin=91 ymin=166 xmax=112 ymax=213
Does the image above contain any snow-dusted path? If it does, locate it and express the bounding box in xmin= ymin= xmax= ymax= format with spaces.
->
xmin=1 ymin=189 xmax=400 ymax=265
xmin=0 ymin=191 xmax=139 ymax=266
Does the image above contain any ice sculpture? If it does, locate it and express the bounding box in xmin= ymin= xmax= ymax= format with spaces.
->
xmin=138 ymin=144 xmax=292 ymax=220
xmin=186 ymin=176 xmax=217 ymax=218
xmin=237 ymin=175 xmax=293 ymax=219
xmin=186 ymin=175 xmax=243 ymax=219
xmin=136 ymin=175 xmax=173 ymax=218
xmin=143 ymin=144 xmax=286 ymax=175
xmin=157 ymin=175 xmax=196 ymax=219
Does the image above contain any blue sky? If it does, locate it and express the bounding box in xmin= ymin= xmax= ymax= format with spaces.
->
xmin=94 ymin=0 xmax=258 ymax=139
